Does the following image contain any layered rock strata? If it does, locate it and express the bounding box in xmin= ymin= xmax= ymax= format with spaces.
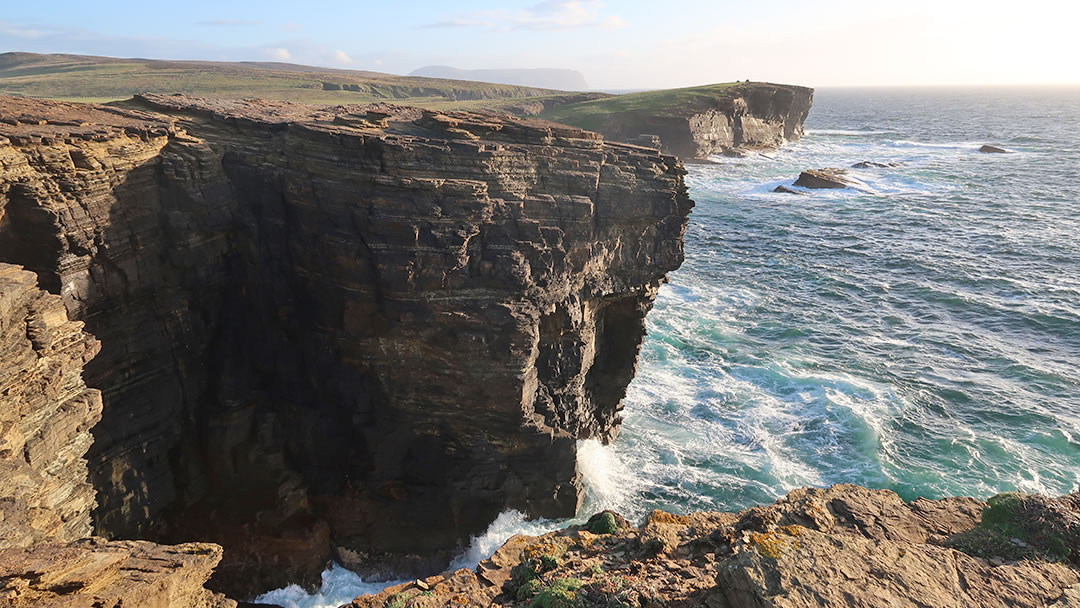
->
xmin=546 ymin=83 xmax=814 ymax=159
xmin=0 ymin=94 xmax=693 ymax=595
xmin=352 ymin=484 xmax=1080 ymax=608
xmin=0 ymin=263 xmax=231 ymax=607
xmin=0 ymin=538 xmax=235 ymax=608
xmin=0 ymin=264 xmax=101 ymax=549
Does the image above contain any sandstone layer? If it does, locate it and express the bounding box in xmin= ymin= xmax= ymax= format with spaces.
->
xmin=0 ymin=94 xmax=693 ymax=596
xmin=0 ymin=262 xmax=231 ymax=607
xmin=0 ymin=264 xmax=101 ymax=549
xmin=352 ymin=484 xmax=1080 ymax=608
xmin=0 ymin=538 xmax=234 ymax=608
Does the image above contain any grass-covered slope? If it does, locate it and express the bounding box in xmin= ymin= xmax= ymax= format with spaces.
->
xmin=539 ymin=81 xmax=813 ymax=159
xmin=0 ymin=52 xmax=571 ymax=105
xmin=538 ymin=82 xmax=740 ymax=131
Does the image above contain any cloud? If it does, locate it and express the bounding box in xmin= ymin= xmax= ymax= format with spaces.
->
xmin=423 ymin=1 xmax=624 ymax=31
xmin=334 ymin=50 xmax=352 ymax=64
xmin=197 ymin=19 xmax=260 ymax=27
xmin=263 ymin=47 xmax=292 ymax=61
xmin=0 ymin=22 xmax=64 ymax=39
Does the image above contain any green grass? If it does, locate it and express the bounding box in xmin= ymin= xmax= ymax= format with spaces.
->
xmin=539 ymin=82 xmax=740 ymax=131
xmin=0 ymin=52 xmax=572 ymax=109
xmin=587 ymin=512 xmax=619 ymax=535
xmin=531 ymin=578 xmax=583 ymax=608
xmin=946 ymin=492 xmax=1076 ymax=563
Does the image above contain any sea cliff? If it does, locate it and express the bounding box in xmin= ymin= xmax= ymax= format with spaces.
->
xmin=0 ymin=94 xmax=692 ymax=596
xmin=540 ymin=82 xmax=814 ymax=159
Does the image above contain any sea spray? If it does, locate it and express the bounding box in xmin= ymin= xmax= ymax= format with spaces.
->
xmin=254 ymin=565 xmax=397 ymax=608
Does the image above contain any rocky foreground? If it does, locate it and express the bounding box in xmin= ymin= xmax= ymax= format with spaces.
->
xmin=352 ymin=484 xmax=1080 ymax=608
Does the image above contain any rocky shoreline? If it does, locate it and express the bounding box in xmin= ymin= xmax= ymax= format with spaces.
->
xmin=351 ymin=484 xmax=1080 ymax=608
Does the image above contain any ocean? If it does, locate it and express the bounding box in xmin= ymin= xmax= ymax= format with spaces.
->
xmin=257 ymin=86 xmax=1080 ymax=607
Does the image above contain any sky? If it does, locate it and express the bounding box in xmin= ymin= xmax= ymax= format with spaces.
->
xmin=2 ymin=0 xmax=1078 ymax=89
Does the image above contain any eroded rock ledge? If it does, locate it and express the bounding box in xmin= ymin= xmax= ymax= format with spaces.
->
xmin=354 ymin=484 xmax=1080 ymax=608
xmin=0 ymin=94 xmax=693 ymax=596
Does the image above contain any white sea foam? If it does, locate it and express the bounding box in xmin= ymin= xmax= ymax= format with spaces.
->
xmin=253 ymin=564 xmax=397 ymax=608
xmin=255 ymin=510 xmax=561 ymax=607
xmin=806 ymin=129 xmax=891 ymax=136
xmin=448 ymin=509 xmax=562 ymax=571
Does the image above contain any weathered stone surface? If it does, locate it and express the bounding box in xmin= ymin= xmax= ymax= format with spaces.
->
xmin=0 ymin=537 xmax=235 ymax=608
xmin=721 ymin=527 xmax=1079 ymax=608
xmin=556 ymin=83 xmax=813 ymax=159
xmin=350 ymin=485 xmax=1080 ymax=608
xmin=0 ymin=263 xmax=231 ymax=607
xmin=0 ymin=94 xmax=693 ymax=595
xmin=0 ymin=264 xmax=101 ymax=550
xmin=792 ymin=168 xmax=862 ymax=189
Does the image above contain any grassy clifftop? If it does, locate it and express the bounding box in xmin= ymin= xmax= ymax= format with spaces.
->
xmin=0 ymin=52 xmax=571 ymax=105
xmin=538 ymin=82 xmax=741 ymax=131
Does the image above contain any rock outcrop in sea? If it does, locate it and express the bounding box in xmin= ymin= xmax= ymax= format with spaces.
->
xmin=352 ymin=484 xmax=1080 ymax=608
xmin=0 ymin=94 xmax=693 ymax=596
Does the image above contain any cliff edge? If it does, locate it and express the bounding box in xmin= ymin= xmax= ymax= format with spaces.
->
xmin=0 ymin=94 xmax=693 ymax=596
xmin=540 ymin=82 xmax=814 ymax=159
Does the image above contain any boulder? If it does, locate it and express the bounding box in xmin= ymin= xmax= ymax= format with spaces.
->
xmin=851 ymin=161 xmax=901 ymax=168
xmin=793 ymin=168 xmax=857 ymax=189
xmin=979 ymin=144 xmax=1008 ymax=153
xmin=773 ymin=185 xmax=807 ymax=195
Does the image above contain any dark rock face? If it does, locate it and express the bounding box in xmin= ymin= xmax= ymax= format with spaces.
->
xmin=772 ymin=185 xmax=806 ymax=195
xmin=979 ymin=144 xmax=1008 ymax=153
xmin=851 ymin=160 xmax=901 ymax=168
xmin=0 ymin=94 xmax=693 ymax=595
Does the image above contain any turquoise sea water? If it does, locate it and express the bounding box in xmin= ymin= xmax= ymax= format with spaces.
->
xmin=584 ymin=86 xmax=1080 ymax=519
xmin=259 ymin=87 xmax=1080 ymax=607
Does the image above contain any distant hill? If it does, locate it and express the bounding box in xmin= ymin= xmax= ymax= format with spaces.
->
xmin=409 ymin=66 xmax=588 ymax=91
xmin=0 ymin=52 xmax=570 ymax=105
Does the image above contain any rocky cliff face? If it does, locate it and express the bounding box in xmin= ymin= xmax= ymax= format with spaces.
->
xmin=552 ymin=83 xmax=814 ymax=160
xmin=352 ymin=484 xmax=1080 ymax=608
xmin=0 ymin=262 xmax=232 ymax=607
xmin=681 ymin=84 xmax=814 ymax=158
xmin=0 ymin=264 xmax=101 ymax=549
xmin=0 ymin=94 xmax=693 ymax=596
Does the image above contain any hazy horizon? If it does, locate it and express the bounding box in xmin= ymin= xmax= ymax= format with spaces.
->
xmin=3 ymin=0 xmax=1079 ymax=90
